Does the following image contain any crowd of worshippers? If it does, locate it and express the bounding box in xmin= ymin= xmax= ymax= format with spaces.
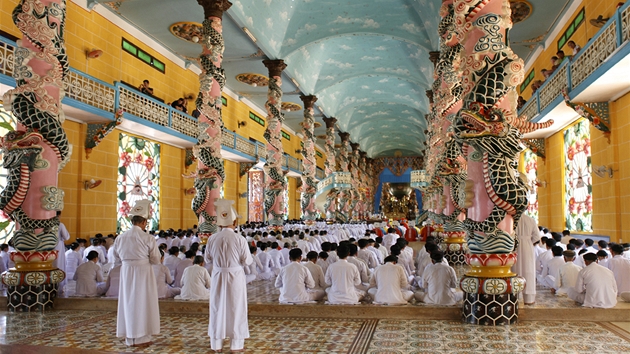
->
xmin=4 ymin=220 xmax=629 ymax=308
xmin=528 ymin=42 xmax=581 ymax=94
xmin=530 ymin=228 xmax=630 ymax=308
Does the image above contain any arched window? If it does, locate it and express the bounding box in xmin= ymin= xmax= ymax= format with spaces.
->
xmin=564 ymin=120 xmax=592 ymax=232
xmin=523 ymin=149 xmax=538 ymax=223
xmin=117 ymin=133 xmax=160 ymax=232
xmin=0 ymin=106 xmax=16 ymax=244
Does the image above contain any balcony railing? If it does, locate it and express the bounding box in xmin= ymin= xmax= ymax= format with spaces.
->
xmin=518 ymin=2 xmax=630 ymax=120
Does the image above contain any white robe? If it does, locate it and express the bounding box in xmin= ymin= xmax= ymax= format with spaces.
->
xmin=511 ymin=214 xmax=539 ymax=300
xmin=382 ymin=233 xmax=399 ymax=251
xmin=65 ymin=249 xmax=82 ymax=280
xmin=417 ymin=263 xmax=462 ymax=306
xmin=176 ymin=264 xmax=211 ymax=300
xmin=54 ymin=222 xmax=70 ymax=278
xmin=358 ymin=248 xmax=378 ymax=269
xmin=113 ymin=225 xmax=161 ymax=339
xmin=325 ymin=259 xmax=364 ymax=304
xmin=163 ymin=254 xmax=181 ymax=278
xmin=368 ymin=263 xmax=413 ymax=304
xmin=304 ymin=261 xmax=327 ymax=290
xmin=153 ymin=264 xmax=180 ymax=299
xmin=275 ymin=262 xmax=323 ymax=303
xmin=347 ymin=256 xmax=370 ymax=290
xmin=84 ymin=245 xmax=107 ymax=266
xmin=554 ymin=262 xmax=581 ymax=294
xmin=105 ymin=265 xmax=121 ymax=298
xmin=205 ymin=227 xmax=253 ymax=341
xmin=608 ymin=255 xmax=630 ymax=294
xmin=73 ymin=261 xmax=105 ymax=296
xmin=569 ymin=262 xmax=617 ymax=308
xmin=539 ymin=256 xmax=565 ymax=289
xmin=173 ymin=258 xmax=193 ymax=288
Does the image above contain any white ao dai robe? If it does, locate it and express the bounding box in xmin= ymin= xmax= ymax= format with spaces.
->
xmin=275 ymin=262 xmax=323 ymax=303
xmin=325 ymin=259 xmax=364 ymax=304
xmin=570 ymin=262 xmax=617 ymax=308
xmin=368 ymin=263 xmax=412 ymax=304
xmin=176 ymin=264 xmax=211 ymax=300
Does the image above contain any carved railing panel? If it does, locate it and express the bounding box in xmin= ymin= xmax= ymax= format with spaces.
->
xmin=622 ymin=4 xmax=630 ymax=44
xmin=539 ymin=64 xmax=568 ymax=111
xmin=171 ymin=110 xmax=197 ymax=137
xmin=235 ymin=134 xmax=256 ymax=156
xmin=571 ymin=21 xmax=617 ymax=90
xmin=520 ymin=94 xmax=538 ymax=121
xmin=64 ymin=70 xmax=115 ymax=113
xmin=118 ymin=86 xmax=169 ymax=126
xmin=0 ymin=40 xmax=15 ymax=78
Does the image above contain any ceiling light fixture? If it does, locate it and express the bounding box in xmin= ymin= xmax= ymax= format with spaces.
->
xmin=242 ymin=27 xmax=257 ymax=43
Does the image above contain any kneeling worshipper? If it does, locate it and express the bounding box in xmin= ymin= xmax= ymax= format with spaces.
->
xmin=175 ymin=256 xmax=211 ymax=300
xmin=105 ymin=264 xmax=122 ymax=298
xmin=275 ymin=248 xmax=325 ymax=304
xmin=538 ymin=246 xmax=565 ymax=289
xmin=325 ymin=245 xmax=365 ymax=304
xmin=608 ymin=244 xmax=630 ymax=295
xmin=112 ymin=199 xmax=161 ymax=347
xmin=568 ymin=253 xmax=617 ymax=308
xmin=73 ymin=251 xmax=106 ymax=297
xmin=304 ymin=251 xmax=328 ymax=290
xmin=205 ymin=199 xmax=253 ymax=353
xmin=244 ymin=246 xmax=262 ymax=284
xmin=551 ymin=250 xmax=582 ymax=295
xmin=154 ymin=250 xmax=181 ymax=299
xmin=368 ymin=255 xmax=413 ymax=305
xmin=415 ymin=251 xmax=463 ymax=306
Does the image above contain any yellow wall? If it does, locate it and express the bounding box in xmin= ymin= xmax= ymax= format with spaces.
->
xmin=520 ymin=0 xmax=622 ymax=99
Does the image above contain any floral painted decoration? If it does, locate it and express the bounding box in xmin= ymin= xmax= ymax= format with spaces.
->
xmin=564 ymin=120 xmax=592 ymax=232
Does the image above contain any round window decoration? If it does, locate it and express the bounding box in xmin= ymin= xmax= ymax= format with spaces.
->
xmin=170 ymin=22 xmax=204 ymax=43
xmin=510 ymin=0 xmax=533 ymax=24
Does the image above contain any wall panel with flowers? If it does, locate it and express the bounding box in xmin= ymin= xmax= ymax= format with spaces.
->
xmin=0 ymin=105 xmax=16 ymax=244
xmin=564 ymin=120 xmax=592 ymax=232
xmin=523 ymin=149 xmax=539 ymax=223
xmin=117 ymin=133 xmax=160 ymax=232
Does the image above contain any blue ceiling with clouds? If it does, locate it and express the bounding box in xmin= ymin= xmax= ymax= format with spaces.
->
xmin=101 ymin=0 xmax=572 ymax=157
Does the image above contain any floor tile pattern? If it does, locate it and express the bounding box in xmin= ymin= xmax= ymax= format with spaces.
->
xmin=1 ymin=311 xmax=630 ymax=354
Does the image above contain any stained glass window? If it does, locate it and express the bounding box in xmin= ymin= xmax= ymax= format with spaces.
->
xmin=564 ymin=120 xmax=592 ymax=232
xmin=283 ymin=185 xmax=289 ymax=220
xmin=523 ymin=149 xmax=538 ymax=222
xmin=0 ymin=105 xmax=16 ymax=244
xmin=117 ymin=133 xmax=160 ymax=232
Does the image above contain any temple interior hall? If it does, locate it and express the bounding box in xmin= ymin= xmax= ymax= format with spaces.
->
xmin=1 ymin=0 xmax=630 ymax=352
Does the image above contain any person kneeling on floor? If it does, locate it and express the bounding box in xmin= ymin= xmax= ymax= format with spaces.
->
xmin=414 ymin=251 xmax=463 ymax=306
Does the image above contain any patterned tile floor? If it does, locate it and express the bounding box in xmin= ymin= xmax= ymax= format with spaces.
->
xmin=0 ymin=311 xmax=629 ymax=353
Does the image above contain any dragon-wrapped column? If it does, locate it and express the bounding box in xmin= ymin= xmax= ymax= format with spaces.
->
xmin=191 ymin=0 xmax=232 ymax=244
xmin=336 ymin=132 xmax=351 ymax=222
xmin=299 ymin=95 xmax=318 ymax=225
xmin=349 ymin=143 xmax=361 ymax=220
xmin=321 ymin=117 xmax=337 ymax=221
xmin=450 ymin=0 xmax=552 ymax=325
xmin=1 ymin=0 xmax=70 ymax=311
xmin=262 ymin=59 xmax=288 ymax=229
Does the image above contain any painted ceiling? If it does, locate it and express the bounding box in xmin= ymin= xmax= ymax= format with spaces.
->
xmin=98 ymin=0 xmax=572 ymax=158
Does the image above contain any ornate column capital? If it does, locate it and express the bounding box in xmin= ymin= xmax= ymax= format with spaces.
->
xmin=350 ymin=142 xmax=360 ymax=152
xmin=429 ymin=51 xmax=440 ymax=67
xmin=197 ymin=0 xmax=232 ymax=18
xmin=299 ymin=95 xmax=318 ymax=109
xmin=338 ymin=131 xmax=350 ymax=142
xmin=263 ymin=59 xmax=287 ymax=77
xmin=322 ymin=116 xmax=337 ymax=128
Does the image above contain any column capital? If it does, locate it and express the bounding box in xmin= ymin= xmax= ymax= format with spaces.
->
xmin=299 ymin=95 xmax=318 ymax=109
xmin=350 ymin=142 xmax=360 ymax=152
xmin=263 ymin=59 xmax=287 ymax=77
xmin=338 ymin=131 xmax=350 ymax=142
xmin=322 ymin=116 xmax=337 ymax=128
xmin=429 ymin=51 xmax=440 ymax=67
xmin=197 ymin=0 xmax=232 ymax=19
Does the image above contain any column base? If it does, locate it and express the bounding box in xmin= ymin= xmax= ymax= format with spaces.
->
xmin=462 ymin=292 xmax=518 ymax=325
xmin=6 ymin=284 xmax=58 ymax=312
xmin=2 ymin=268 xmax=65 ymax=312
xmin=460 ymin=274 xmax=525 ymax=326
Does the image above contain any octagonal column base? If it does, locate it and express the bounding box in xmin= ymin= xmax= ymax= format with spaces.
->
xmin=440 ymin=242 xmax=468 ymax=266
xmin=460 ymin=274 xmax=525 ymax=326
xmin=2 ymin=268 xmax=66 ymax=312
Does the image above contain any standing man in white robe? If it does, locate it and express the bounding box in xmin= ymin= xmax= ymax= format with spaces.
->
xmin=511 ymin=213 xmax=540 ymax=304
xmin=205 ymin=199 xmax=253 ymax=353
xmin=568 ymin=253 xmax=617 ymax=308
xmin=113 ymin=200 xmax=161 ymax=347
xmin=54 ymin=211 xmax=70 ymax=295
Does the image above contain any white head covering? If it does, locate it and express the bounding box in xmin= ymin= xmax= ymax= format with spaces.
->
xmin=215 ymin=198 xmax=238 ymax=227
xmin=130 ymin=199 xmax=151 ymax=219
